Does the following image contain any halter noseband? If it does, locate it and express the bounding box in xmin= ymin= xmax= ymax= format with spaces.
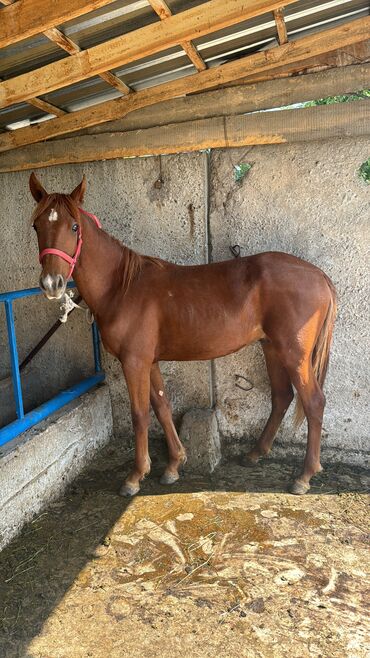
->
xmin=39 ymin=208 xmax=102 ymax=280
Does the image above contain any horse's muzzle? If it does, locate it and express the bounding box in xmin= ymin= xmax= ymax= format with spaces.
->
xmin=39 ymin=273 xmax=66 ymax=300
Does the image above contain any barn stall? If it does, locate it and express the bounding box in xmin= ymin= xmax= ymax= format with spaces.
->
xmin=0 ymin=1 xmax=369 ymax=656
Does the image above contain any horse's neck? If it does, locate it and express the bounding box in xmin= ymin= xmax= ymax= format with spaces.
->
xmin=73 ymin=215 xmax=124 ymax=315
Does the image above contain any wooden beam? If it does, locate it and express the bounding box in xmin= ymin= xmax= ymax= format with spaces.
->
xmin=148 ymin=0 xmax=206 ymax=72
xmin=273 ymin=7 xmax=288 ymax=45
xmin=42 ymin=27 xmax=132 ymax=95
xmin=0 ymin=2 xmax=68 ymax=118
xmin=1 ymin=16 xmax=369 ymax=152
xmin=99 ymin=71 xmax=132 ymax=95
xmin=25 ymin=98 xmax=67 ymax=118
xmin=0 ymin=0 xmax=118 ymax=49
xmin=79 ymin=64 xmax=370 ymax=134
xmin=1 ymin=100 xmax=368 ymax=172
xmin=0 ymin=0 xmax=300 ymax=108
xmin=43 ymin=27 xmax=84 ymax=55
xmin=221 ymin=40 xmax=370 ymax=88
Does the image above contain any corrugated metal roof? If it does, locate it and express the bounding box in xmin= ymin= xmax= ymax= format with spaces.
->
xmin=0 ymin=0 xmax=369 ymax=130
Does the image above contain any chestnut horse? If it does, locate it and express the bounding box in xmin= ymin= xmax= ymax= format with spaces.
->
xmin=29 ymin=173 xmax=336 ymax=496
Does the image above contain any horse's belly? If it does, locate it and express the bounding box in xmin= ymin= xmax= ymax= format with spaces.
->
xmin=157 ymin=320 xmax=263 ymax=361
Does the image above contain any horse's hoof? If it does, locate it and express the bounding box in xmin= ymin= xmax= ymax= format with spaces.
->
xmin=119 ymin=482 xmax=140 ymax=497
xmin=243 ymin=452 xmax=261 ymax=466
xmin=290 ymin=479 xmax=310 ymax=495
xmin=160 ymin=471 xmax=180 ymax=486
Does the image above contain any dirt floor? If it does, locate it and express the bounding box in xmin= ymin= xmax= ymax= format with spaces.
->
xmin=0 ymin=442 xmax=369 ymax=658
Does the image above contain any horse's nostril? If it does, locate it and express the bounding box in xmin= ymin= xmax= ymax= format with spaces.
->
xmin=56 ymin=274 xmax=65 ymax=290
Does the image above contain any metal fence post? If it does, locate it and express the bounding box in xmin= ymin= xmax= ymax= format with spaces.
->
xmin=91 ymin=321 xmax=102 ymax=373
xmin=4 ymin=300 xmax=24 ymax=419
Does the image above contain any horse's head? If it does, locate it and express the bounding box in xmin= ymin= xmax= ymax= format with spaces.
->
xmin=29 ymin=172 xmax=86 ymax=299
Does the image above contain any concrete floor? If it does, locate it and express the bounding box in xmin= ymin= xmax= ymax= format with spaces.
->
xmin=0 ymin=443 xmax=369 ymax=658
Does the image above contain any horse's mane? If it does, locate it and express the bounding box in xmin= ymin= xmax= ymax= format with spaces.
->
xmin=113 ymin=236 xmax=164 ymax=296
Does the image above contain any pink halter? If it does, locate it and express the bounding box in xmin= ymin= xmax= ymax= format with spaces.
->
xmin=39 ymin=207 xmax=102 ymax=280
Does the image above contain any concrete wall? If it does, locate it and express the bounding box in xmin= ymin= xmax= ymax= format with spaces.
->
xmin=0 ymin=138 xmax=368 ymax=464
xmin=0 ymin=385 xmax=112 ymax=550
xmin=209 ymin=139 xmax=369 ymax=463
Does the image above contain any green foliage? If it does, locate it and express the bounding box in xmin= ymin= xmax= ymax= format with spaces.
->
xmin=234 ymin=162 xmax=253 ymax=183
xmin=359 ymin=158 xmax=370 ymax=184
xmin=304 ymin=89 xmax=370 ymax=107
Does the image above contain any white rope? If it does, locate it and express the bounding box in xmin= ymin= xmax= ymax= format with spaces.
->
xmin=59 ymin=290 xmax=94 ymax=325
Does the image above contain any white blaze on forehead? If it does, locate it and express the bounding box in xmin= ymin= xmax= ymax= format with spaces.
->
xmin=48 ymin=208 xmax=58 ymax=222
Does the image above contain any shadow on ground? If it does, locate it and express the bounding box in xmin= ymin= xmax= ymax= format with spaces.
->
xmin=0 ymin=439 xmax=368 ymax=658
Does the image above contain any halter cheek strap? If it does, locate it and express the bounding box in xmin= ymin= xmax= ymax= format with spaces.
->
xmin=39 ymin=208 xmax=102 ymax=280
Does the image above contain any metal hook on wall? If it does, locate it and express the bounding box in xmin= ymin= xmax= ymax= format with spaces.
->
xmin=154 ymin=154 xmax=163 ymax=189
xmin=235 ymin=374 xmax=254 ymax=392
xmin=229 ymin=244 xmax=241 ymax=258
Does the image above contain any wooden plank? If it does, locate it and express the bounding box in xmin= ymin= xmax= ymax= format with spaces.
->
xmin=26 ymin=98 xmax=67 ymax=118
xmin=0 ymin=101 xmax=368 ymax=171
xmin=0 ymin=0 xmax=117 ymax=49
xmin=0 ymin=0 xmax=299 ymax=108
xmin=79 ymin=64 xmax=370 ymax=134
xmin=43 ymin=27 xmax=83 ymax=56
xmin=0 ymin=2 xmax=68 ymax=118
xmin=273 ymin=8 xmax=288 ymax=45
xmin=221 ymin=40 xmax=370 ymax=87
xmin=99 ymin=71 xmax=132 ymax=94
xmin=1 ymin=16 xmax=369 ymax=152
xmin=148 ymin=0 xmax=207 ymax=72
xmin=43 ymin=28 xmax=132 ymax=94
xmin=1 ymin=8 xmax=132 ymax=102
xmin=180 ymin=41 xmax=207 ymax=72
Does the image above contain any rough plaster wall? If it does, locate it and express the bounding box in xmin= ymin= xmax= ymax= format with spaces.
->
xmin=0 ymin=153 xmax=210 ymax=438
xmin=209 ymin=137 xmax=369 ymax=459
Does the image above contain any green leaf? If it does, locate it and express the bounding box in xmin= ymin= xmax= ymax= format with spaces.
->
xmin=359 ymin=158 xmax=370 ymax=184
xmin=234 ymin=162 xmax=253 ymax=183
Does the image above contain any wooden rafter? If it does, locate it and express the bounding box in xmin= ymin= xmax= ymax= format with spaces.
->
xmin=0 ymin=0 xmax=69 ymax=117
xmin=0 ymin=0 xmax=131 ymax=111
xmin=1 ymin=100 xmax=369 ymax=171
xmin=0 ymin=0 xmax=117 ymax=49
xmin=42 ymin=27 xmax=132 ymax=95
xmin=148 ymin=0 xmax=207 ymax=72
xmin=222 ymin=40 xmax=370 ymax=87
xmin=0 ymin=15 xmax=369 ymax=153
xmin=0 ymin=0 xmax=300 ymax=109
xmin=25 ymin=98 xmax=67 ymax=118
xmin=273 ymin=7 xmax=288 ymax=45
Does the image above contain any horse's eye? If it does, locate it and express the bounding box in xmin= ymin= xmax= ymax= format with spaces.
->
xmin=72 ymin=223 xmax=79 ymax=232
xmin=32 ymin=224 xmax=37 ymax=231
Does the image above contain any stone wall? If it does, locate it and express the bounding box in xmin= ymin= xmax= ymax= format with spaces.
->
xmin=0 ymin=137 xmax=368 ymax=464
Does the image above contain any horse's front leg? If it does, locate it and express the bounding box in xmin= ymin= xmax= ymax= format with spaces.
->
xmin=119 ymin=358 xmax=152 ymax=497
xmin=150 ymin=363 xmax=187 ymax=485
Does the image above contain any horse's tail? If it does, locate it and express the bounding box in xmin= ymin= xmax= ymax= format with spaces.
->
xmin=294 ymin=274 xmax=337 ymax=427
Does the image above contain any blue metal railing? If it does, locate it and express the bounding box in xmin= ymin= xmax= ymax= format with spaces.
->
xmin=0 ymin=284 xmax=105 ymax=447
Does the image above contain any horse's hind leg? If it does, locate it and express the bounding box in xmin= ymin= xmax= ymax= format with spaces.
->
xmin=245 ymin=340 xmax=294 ymax=464
xmin=291 ymin=358 xmax=325 ymax=494
xmin=282 ymin=356 xmax=325 ymax=495
xmin=150 ymin=363 xmax=187 ymax=485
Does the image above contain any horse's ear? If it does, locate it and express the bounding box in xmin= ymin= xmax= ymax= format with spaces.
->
xmin=29 ymin=172 xmax=47 ymax=202
xmin=70 ymin=175 xmax=87 ymax=205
